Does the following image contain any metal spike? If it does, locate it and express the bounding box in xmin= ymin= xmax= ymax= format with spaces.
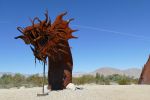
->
xmin=62 ymin=12 xmax=67 ymax=16
xmin=17 ymin=27 xmax=24 ymax=34
xmin=70 ymin=35 xmax=78 ymax=39
xmin=30 ymin=46 xmax=35 ymax=52
xmin=29 ymin=17 xmax=34 ymax=26
xmin=47 ymin=17 xmax=51 ymax=27
xmin=71 ymin=29 xmax=78 ymax=32
xmin=35 ymin=57 xmax=36 ymax=67
xmin=67 ymin=18 xmax=74 ymax=23
xmin=58 ymin=12 xmax=67 ymax=19
xmin=58 ymin=43 xmax=67 ymax=48
xmin=33 ymin=17 xmax=42 ymax=24
xmin=14 ymin=35 xmax=24 ymax=39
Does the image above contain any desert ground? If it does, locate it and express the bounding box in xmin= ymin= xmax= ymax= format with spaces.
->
xmin=0 ymin=84 xmax=150 ymax=100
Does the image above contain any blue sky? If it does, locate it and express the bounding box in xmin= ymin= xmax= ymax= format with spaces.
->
xmin=0 ymin=0 xmax=150 ymax=74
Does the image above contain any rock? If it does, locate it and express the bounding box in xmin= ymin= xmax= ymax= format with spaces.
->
xmin=19 ymin=86 xmax=25 ymax=89
xmin=66 ymin=83 xmax=76 ymax=90
xmin=44 ymin=85 xmax=50 ymax=93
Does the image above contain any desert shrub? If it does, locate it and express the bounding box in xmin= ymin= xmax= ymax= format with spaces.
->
xmin=72 ymin=73 xmax=138 ymax=85
xmin=106 ymin=74 xmax=139 ymax=85
xmin=0 ymin=74 xmax=14 ymax=88
xmin=107 ymin=74 xmax=122 ymax=82
xmin=0 ymin=73 xmax=48 ymax=88
xmin=130 ymin=78 xmax=138 ymax=84
xmin=116 ymin=75 xmax=130 ymax=85
xmin=0 ymin=74 xmax=13 ymax=84
xmin=117 ymin=78 xmax=128 ymax=85
xmin=72 ymin=73 xmax=110 ymax=85
xmin=95 ymin=73 xmax=110 ymax=85
xmin=26 ymin=74 xmax=43 ymax=87
xmin=73 ymin=75 xmax=95 ymax=85
xmin=0 ymin=73 xmax=139 ymax=88
xmin=13 ymin=73 xmax=26 ymax=87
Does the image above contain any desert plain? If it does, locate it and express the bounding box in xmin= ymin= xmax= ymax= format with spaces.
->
xmin=0 ymin=84 xmax=150 ymax=100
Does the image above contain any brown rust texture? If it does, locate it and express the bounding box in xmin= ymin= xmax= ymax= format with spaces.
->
xmin=139 ymin=56 xmax=150 ymax=84
xmin=15 ymin=11 xmax=77 ymax=90
xmin=48 ymin=41 xmax=73 ymax=90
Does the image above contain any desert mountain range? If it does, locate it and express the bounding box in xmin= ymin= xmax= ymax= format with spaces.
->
xmin=0 ymin=67 xmax=142 ymax=78
xmin=73 ymin=67 xmax=142 ymax=78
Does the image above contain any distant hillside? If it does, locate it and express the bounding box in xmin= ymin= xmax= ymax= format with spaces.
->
xmin=0 ymin=72 xmax=30 ymax=77
xmin=73 ymin=67 xmax=142 ymax=78
xmin=73 ymin=72 xmax=88 ymax=77
xmin=0 ymin=67 xmax=142 ymax=79
xmin=91 ymin=67 xmax=142 ymax=78
xmin=0 ymin=72 xmax=15 ymax=77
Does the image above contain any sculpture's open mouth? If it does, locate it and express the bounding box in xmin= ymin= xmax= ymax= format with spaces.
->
xmin=26 ymin=30 xmax=48 ymax=46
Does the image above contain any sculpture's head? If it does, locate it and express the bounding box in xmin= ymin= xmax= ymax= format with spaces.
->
xmin=15 ymin=11 xmax=77 ymax=62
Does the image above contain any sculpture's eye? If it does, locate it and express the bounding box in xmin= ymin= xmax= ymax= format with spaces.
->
xmin=39 ymin=36 xmax=48 ymax=46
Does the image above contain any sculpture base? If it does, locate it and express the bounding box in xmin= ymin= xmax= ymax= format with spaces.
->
xmin=37 ymin=93 xmax=49 ymax=96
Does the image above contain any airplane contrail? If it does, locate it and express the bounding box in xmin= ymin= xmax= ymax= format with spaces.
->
xmin=72 ymin=24 xmax=150 ymax=42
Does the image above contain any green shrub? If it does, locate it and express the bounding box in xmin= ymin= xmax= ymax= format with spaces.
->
xmin=13 ymin=73 xmax=25 ymax=87
xmin=116 ymin=75 xmax=130 ymax=85
xmin=26 ymin=74 xmax=45 ymax=87
xmin=95 ymin=73 xmax=110 ymax=85
xmin=72 ymin=73 xmax=137 ymax=85
xmin=0 ymin=73 xmax=48 ymax=88
xmin=0 ymin=73 xmax=138 ymax=89
xmin=73 ymin=75 xmax=95 ymax=85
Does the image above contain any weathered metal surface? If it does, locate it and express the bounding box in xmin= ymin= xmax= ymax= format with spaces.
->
xmin=139 ymin=56 xmax=150 ymax=84
xmin=15 ymin=11 xmax=77 ymax=90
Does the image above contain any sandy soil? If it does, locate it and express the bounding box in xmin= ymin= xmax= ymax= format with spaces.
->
xmin=0 ymin=84 xmax=150 ymax=100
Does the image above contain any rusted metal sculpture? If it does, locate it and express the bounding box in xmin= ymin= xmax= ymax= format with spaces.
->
xmin=15 ymin=11 xmax=77 ymax=90
xmin=139 ymin=55 xmax=150 ymax=84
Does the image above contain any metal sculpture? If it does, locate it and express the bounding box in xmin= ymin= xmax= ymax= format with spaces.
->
xmin=139 ymin=55 xmax=150 ymax=84
xmin=15 ymin=11 xmax=77 ymax=90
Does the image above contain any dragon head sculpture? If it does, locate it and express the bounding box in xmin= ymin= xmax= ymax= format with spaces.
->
xmin=15 ymin=11 xmax=77 ymax=63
